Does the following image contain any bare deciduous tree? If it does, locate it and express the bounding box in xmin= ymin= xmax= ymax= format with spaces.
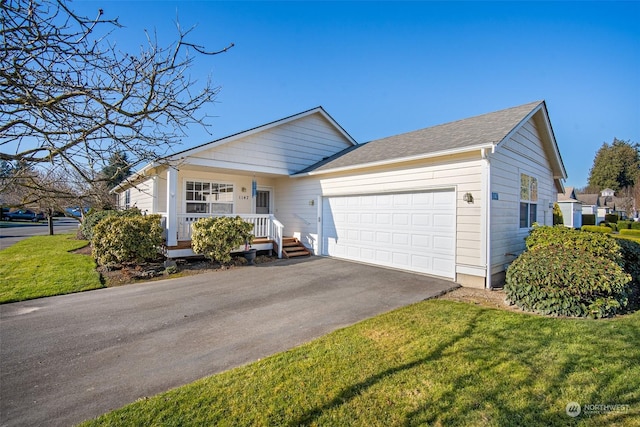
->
xmin=1 ymin=0 xmax=232 ymax=201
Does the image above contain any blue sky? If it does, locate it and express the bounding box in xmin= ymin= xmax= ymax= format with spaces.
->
xmin=72 ymin=1 xmax=639 ymax=188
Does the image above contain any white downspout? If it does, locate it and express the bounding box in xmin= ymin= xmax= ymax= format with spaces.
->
xmin=481 ymin=148 xmax=492 ymax=289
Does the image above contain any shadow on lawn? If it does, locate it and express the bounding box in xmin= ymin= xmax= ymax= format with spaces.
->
xmin=289 ymin=309 xmax=486 ymax=426
xmin=289 ymin=305 xmax=640 ymax=427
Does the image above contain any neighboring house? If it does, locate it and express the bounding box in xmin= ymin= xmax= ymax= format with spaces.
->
xmin=557 ymin=187 xmax=583 ymax=228
xmin=576 ymin=188 xmax=631 ymax=223
xmin=113 ymin=100 xmax=567 ymax=289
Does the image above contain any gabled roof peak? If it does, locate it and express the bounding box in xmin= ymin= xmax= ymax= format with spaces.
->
xmin=170 ymin=106 xmax=357 ymax=160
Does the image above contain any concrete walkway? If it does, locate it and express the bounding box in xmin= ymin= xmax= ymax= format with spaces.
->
xmin=0 ymin=257 xmax=457 ymax=427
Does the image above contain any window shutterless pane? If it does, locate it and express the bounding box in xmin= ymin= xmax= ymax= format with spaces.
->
xmin=520 ymin=202 xmax=529 ymax=228
xmin=530 ymin=203 xmax=537 ymax=226
xmin=186 ymin=202 xmax=209 ymax=213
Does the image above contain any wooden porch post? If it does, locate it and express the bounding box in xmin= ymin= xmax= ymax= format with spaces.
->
xmin=166 ymin=166 xmax=178 ymax=247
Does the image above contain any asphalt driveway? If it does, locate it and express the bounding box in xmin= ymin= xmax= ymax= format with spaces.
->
xmin=0 ymin=257 xmax=457 ymax=427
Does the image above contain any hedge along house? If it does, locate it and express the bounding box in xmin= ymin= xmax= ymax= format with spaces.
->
xmin=113 ymin=100 xmax=567 ymax=288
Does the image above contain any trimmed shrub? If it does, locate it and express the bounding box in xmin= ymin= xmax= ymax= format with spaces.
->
xmin=582 ymin=225 xmax=614 ymax=234
xmin=633 ymin=221 xmax=640 ymax=230
xmin=505 ymin=244 xmax=632 ymax=318
xmin=617 ymin=220 xmax=633 ymax=230
xmin=582 ymin=214 xmax=596 ymax=226
xmin=82 ymin=208 xmax=141 ymax=241
xmin=526 ymin=226 xmax=622 ymax=264
xmin=92 ymin=214 xmax=163 ymax=266
xmin=191 ymin=216 xmax=254 ymax=264
xmin=605 ymin=214 xmax=619 ymax=223
xmin=620 ymin=229 xmax=640 ymax=237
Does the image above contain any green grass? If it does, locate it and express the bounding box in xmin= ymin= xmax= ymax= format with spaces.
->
xmin=0 ymin=233 xmax=103 ymax=303
xmin=82 ymin=300 xmax=640 ymax=427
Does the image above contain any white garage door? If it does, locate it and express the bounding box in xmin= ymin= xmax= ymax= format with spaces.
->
xmin=321 ymin=190 xmax=456 ymax=278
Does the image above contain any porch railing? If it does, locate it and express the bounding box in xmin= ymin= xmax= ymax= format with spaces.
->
xmin=162 ymin=213 xmax=284 ymax=258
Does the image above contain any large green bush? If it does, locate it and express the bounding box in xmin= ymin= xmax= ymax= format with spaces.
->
xmin=92 ymin=214 xmax=163 ymax=266
xmin=526 ymin=225 xmax=622 ymax=264
xmin=81 ymin=208 xmax=141 ymax=241
xmin=505 ymin=244 xmax=631 ymax=318
xmin=191 ymin=216 xmax=254 ymax=264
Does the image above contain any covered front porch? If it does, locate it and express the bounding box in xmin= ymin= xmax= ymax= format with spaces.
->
xmin=161 ymin=213 xmax=286 ymax=258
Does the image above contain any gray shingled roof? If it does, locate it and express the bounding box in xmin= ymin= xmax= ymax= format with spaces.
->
xmin=296 ymin=101 xmax=543 ymax=175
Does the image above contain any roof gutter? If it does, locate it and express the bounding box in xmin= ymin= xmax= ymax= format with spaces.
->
xmin=291 ymin=142 xmax=496 ymax=178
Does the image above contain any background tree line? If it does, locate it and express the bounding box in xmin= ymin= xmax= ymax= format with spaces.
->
xmin=577 ymin=138 xmax=640 ymax=218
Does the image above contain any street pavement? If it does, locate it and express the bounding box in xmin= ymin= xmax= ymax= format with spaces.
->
xmin=0 ymin=218 xmax=81 ymax=250
xmin=0 ymin=257 xmax=457 ymax=427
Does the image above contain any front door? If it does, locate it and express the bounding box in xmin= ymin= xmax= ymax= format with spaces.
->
xmin=256 ymin=190 xmax=270 ymax=214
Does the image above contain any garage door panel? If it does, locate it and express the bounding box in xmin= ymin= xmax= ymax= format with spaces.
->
xmin=412 ymin=213 xmax=432 ymax=227
xmin=433 ymin=213 xmax=454 ymax=227
xmin=392 ymin=213 xmax=410 ymax=226
xmin=322 ymin=191 xmax=455 ymax=279
xmin=376 ymin=195 xmax=393 ymax=208
xmin=392 ymin=232 xmax=410 ymax=245
xmin=392 ymin=252 xmax=410 ymax=266
xmin=411 ymin=235 xmax=432 ymax=248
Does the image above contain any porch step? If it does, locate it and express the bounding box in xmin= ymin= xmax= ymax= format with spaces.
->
xmin=282 ymin=237 xmax=311 ymax=258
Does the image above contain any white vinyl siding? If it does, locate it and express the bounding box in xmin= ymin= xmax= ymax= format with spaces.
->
xmin=279 ymin=153 xmax=484 ymax=273
xmin=182 ymin=114 xmax=353 ymax=175
xmin=126 ymin=178 xmax=154 ymax=213
xmin=490 ymin=118 xmax=557 ymax=275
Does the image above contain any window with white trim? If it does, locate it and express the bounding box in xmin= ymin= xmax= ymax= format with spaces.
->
xmin=124 ymin=189 xmax=131 ymax=209
xmin=185 ymin=181 xmax=234 ymax=214
xmin=520 ymin=173 xmax=538 ymax=228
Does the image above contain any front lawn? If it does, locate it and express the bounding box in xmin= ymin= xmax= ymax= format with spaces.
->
xmin=0 ymin=233 xmax=103 ymax=303
xmin=82 ymin=300 xmax=640 ymax=426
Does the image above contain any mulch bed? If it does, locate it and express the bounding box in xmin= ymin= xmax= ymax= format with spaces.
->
xmin=73 ymin=243 xmax=278 ymax=287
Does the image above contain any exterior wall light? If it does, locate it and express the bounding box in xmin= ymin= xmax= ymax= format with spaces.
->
xmin=463 ymin=192 xmax=474 ymax=203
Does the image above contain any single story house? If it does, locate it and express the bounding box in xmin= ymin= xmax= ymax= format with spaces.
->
xmin=113 ymin=100 xmax=567 ymax=289
xmin=557 ymin=187 xmax=583 ymax=228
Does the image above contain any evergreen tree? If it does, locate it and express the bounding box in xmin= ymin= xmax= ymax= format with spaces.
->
xmin=102 ymin=152 xmax=132 ymax=190
xmin=587 ymin=138 xmax=640 ymax=192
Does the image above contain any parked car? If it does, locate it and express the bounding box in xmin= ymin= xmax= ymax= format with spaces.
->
xmin=4 ymin=210 xmax=45 ymax=222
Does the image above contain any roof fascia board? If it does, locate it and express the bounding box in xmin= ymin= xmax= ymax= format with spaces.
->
xmin=536 ymin=103 xmax=568 ymax=180
xmin=291 ymin=142 xmax=494 ymax=177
